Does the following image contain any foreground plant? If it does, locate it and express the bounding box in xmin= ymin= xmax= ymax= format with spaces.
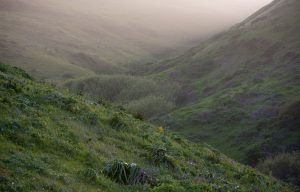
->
xmin=103 ymin=160 xmax=157 ymax=186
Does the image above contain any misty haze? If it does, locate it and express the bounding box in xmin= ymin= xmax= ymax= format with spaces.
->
xmin=0 ymin=0 xmax=299 ymax=191
xmin=1 ymin=0 xmax=272 ymax=80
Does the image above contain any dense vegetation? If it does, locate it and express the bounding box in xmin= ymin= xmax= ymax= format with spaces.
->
xmin=0 ymin=63 xmax=298 ymax=191
xmin=63 ymin=75 xmax=178 ymax=118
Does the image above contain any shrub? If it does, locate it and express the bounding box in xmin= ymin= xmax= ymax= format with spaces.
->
xmin=132 ymin=113 xmax=145 ymax=121
xmin=109 ymin=115 xmax=128 ymax=130
xmin=150 ymin=145 xmax=176 ymax=169
xmin=103 ymin=160 xmax=156 ymax=185
xmin=4 ymin=79 xmax=22 ymax=93
xmin=257 ymin=152 xmax=300 ymax=186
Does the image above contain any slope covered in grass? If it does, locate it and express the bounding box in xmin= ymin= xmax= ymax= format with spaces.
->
xmin=146 ymin=0 xmax=300 ymax=169
xmin=0 ymin=63 xmax=297 ymax=191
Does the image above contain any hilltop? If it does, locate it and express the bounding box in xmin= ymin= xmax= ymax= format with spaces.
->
xmin=0 ymin=63 xmax=298 ymax=191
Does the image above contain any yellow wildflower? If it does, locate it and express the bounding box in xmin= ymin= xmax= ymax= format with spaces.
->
xmin=157 ymin=127 xmax=165 ymax=134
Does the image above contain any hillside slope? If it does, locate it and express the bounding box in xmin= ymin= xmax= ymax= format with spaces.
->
xmin=148 ymin=0 xmax=300 ymax=168
xmin=1 ymin=63 xmax=298 ymax=191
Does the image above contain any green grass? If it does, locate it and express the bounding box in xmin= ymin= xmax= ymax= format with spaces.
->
xmin=0 ymin=63 xmax=298 ymax=191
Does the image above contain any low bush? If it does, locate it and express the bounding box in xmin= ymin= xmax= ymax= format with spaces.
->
xmin=257 ymin=152 xmax=300 ymax=186
xmin=150 ymin=145 xmax=176 ymax=169
xmin=4 ymin=79 xmax=22 ymax=93
xmin=132 ymin=113 xmax=145 ymax=121
xmin=109 ymin=115 xmax=128 ymax=130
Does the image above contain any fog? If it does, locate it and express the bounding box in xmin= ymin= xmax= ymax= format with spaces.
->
xmin=1 ymin=0 xmax=274 ymax=75
xmin=40 ymin=0 xmax=273 ymax=41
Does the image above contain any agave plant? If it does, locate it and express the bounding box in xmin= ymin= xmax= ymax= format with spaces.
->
xmin=103 ymin=160 xmax=148 ymax=185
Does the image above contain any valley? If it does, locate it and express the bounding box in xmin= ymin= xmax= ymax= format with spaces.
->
xmin=0 ymin=0 xmax=299 ymax=190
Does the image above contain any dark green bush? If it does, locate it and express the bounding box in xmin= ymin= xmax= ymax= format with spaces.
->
xmin=132 ymin=113 xmax=145 ymax=121
xmin=109 ymin=115 xmax=128 ymax=130
xmin=103 ymin=160 xmax=156 ymax=186
xmin=257 ymin=152 xmax=300 ymax=186
xmin=4 ymin=79 xmax=22 ymax=93
xmin=150 ymin=145 xmax=176 ymax=169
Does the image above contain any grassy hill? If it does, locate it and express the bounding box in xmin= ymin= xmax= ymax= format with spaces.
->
xmin=1 ymin=63 xmax=298 ymax=191
xmin=143 ymin=0 xmax=300 ymax=177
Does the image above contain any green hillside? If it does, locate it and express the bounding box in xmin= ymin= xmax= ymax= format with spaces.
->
xmin=1 ymin=62 xmax=298 ymax=191
xmin=146 ymin=0 xmax=300 ymax=173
